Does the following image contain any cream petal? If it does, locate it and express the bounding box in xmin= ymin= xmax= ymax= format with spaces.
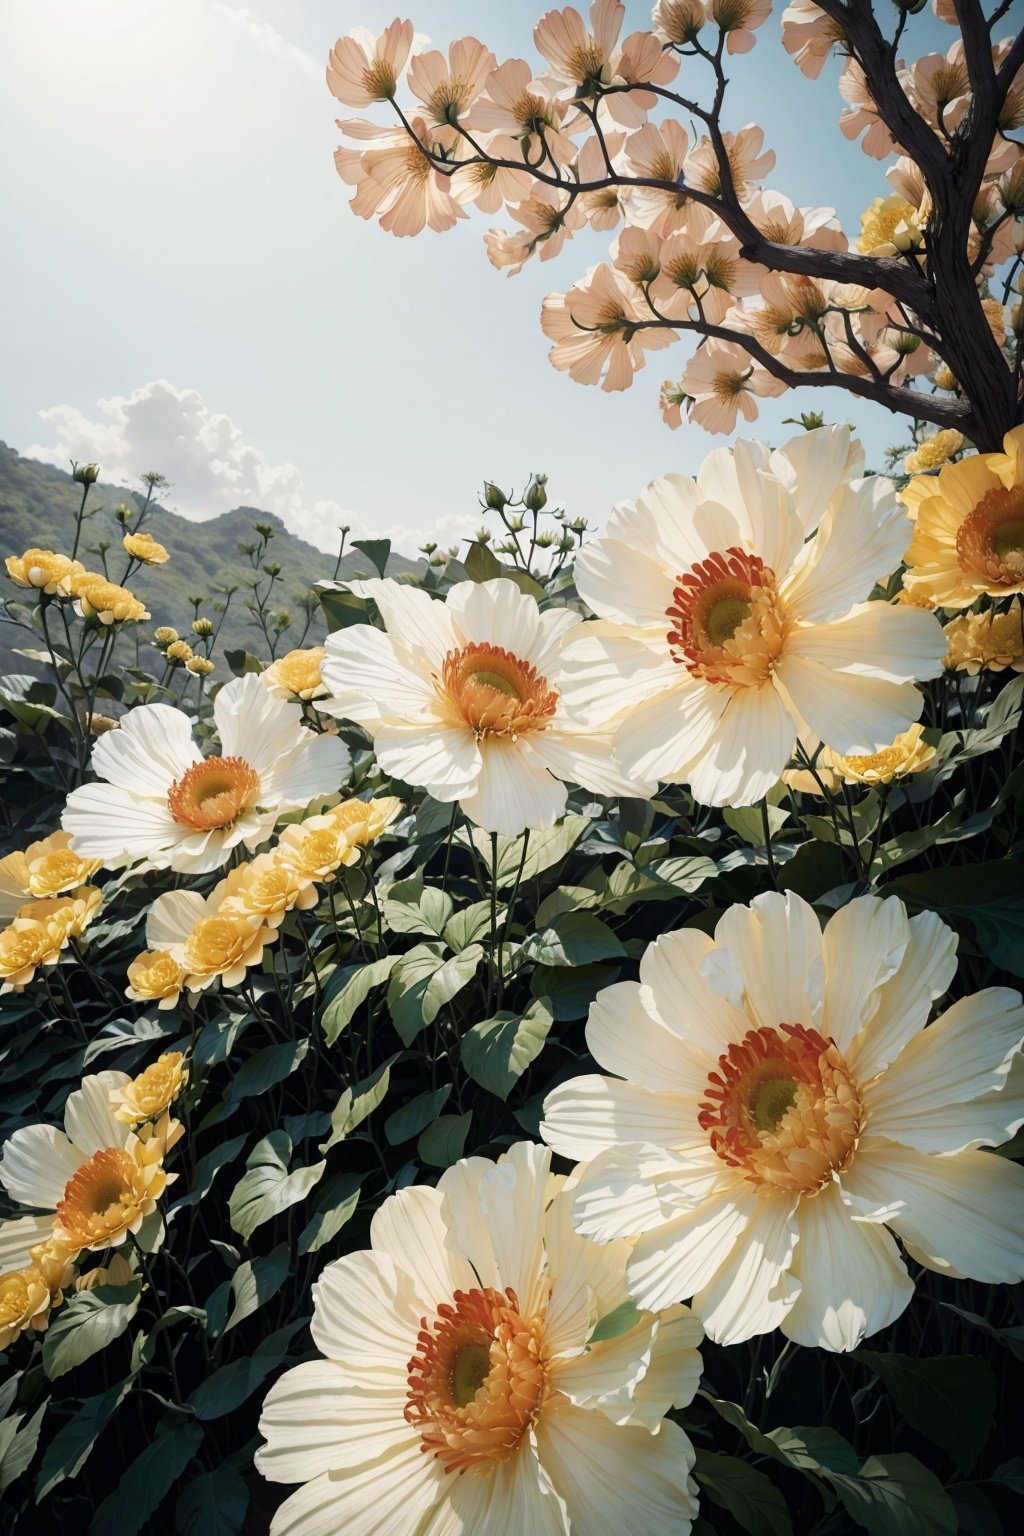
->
xmin=585 ymin=981 xmax=713 ymax=1097
xmin=347 ymin=578 xmax=457 ymax=672
xmin=691 ymin=1191 xmax=801 ymax=1344
xmin=522 ymin=728 xmax=656 ymax=801
xmin=775 ymin=655 xmax=923 ymax=755
xmin=775 ymin=423 xmax=862 ymax=535
xmin=256 ymin=1361 xmax=413 ymax=1483
xmin=268 ymin=1442 xmax=446 ymax=1536
xmin=89 ymin=702 xmax=199 ymax=796
xmin=446 ymin=577 xmax=544 ymax=662
xmin=437 ymin=1156 xmax=504 ymax=1292
xmin=64 ymin=1070 xmax=132 ymax=1157
xmin=310 ymin=1250 xmax=421 ymax=1380
xmin=214 ymin=673 xmax=309 ymax=772
xmin=542 ymin=1179 xmax=630 ymax=1351
xmin=625 ymin=1179 xmax=760 ymax=1312
xmin=321 ymin=627 xmax=438 ymax=726
xmin=628 ymin=1306 xmax=705 ymax=1424
xmin=261 ymin=732 xmax=351 ymax=809
xmin=841 ymin=1138 xmax=1024 ymax=1284
xmin=552 ymin=1317 xmax=658 ymax=1420
xmin=541 ymin=1076 xmax=696 ymax=1160
xmin=558 ymin=625 xmax=677 ymax=730
xmin=568 ymin=1148 xmax=684 ymax=1244
xmin=369 ymin=1185 xmax=476 ymax=1305
xmin=783 ymin=475 xmax=908 ymax=624
xmin=820 ymin=895 xmax=911 ymax=1054
xmin=435 ymin=1438 xmax=569 ymax=1536
xmin=372 ymin=724 xmax=481 ymax=798
xmin=458 ymin=740 xmax=567 ymax=835
xmin=146 ymin=889 xmax=210 ymax=949
xmin=847 ymin=910 xmax=958 ymax=1079
xmin=612 ymin=677 xmax=726 ymax=785
xmin=475 ymin=1142 xmax=551 ymax=1304
xmin=638 ymin=928 xmax=750 ymax=1059
xmin=862 ymin=988 xmax=1024 ymax=1154
xmin=784 ymin=602 xmax=946 ymax=683
xmin=782 ymin=1181 xmax=913 ymax=1351
xmin=687 ymin=683 xmax=796 ymax=807
xmin=0 ymin=1213 xmax=59 ymax=1274
xmin=536 ymin=1406 xmax=698 ymax=1536
xmin=0 ymin=1124 xmax=82 ymax=1209
xmin=62 ymin=783 xmax=182 ymax=865
xmin=708 ymin=890 xmax=824 ymax=1032
xmin=531 ymin=607 xmax=587 ymax=681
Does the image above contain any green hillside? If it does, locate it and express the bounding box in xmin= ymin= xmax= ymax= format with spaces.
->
xmin=0 ymin=442 xmax=419 ymax=676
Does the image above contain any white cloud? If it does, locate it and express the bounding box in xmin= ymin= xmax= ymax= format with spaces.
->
xmin=211 ymin=4 xmax=321 ymax=81
xmin=24 ymin=379 xmax=480 ymax=558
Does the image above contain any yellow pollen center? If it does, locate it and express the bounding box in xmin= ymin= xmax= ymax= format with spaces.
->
xmin=55 ymin=1147 xmax=149 ymax=1249
xmin=956 ymin=487 xmax=1024 ymax=588
xmin=167 ymin=756 xmax=260 ymax=831
xmin=438 ymin=643 xmax=558 ymax=740
xmin=699 ymin=1024 xmax=863 ymax=1193
xmin=406 ymin=1286 xmax=548 ymax=1472
xmin=667 ymin=548 xmax=789 ymax=689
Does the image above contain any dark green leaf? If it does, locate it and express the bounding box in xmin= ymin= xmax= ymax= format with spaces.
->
xmin=384 ymin=1085 xmax=452 ymax=1145
xmin=351 ymin=538 xmax=391 ymax=577
xmin=693 ymin=1451 xmax=793 ymax=1536
xmin=464 ymin=542 xmax=502 ymax=581
xmin=225 ymin=1039 xmax=309 ymax=1102
xmin=228 ymin=1133 xmax=325 ymax=1241
xmin=187 ymin=1323 xmax=304 ymax=1421
xmin=827 ymin=1454 xmax=957 ymax=1536
xmin=175 ymin=1467 xmax=249 ymax=1536
xmin=42 ymin=1283 xmax=141 ymax=1380
xmin=299 ymin=1170 xmax=365 ymax=1254
xmin=90 ymin=1413 xmax=203 ymax=1536
xmin=222 ymin=1245 xmax=290 ymax=1333
xmin=521 ymin=912 xmax=625 ymax=967
xmin=35 ymin=1382 xmax=130 ymax=1501
xmin=417 ymin=1112 xmax=472 ymax=1168
xmin=855 ymin=1351 xmax=995 ymax=1474
xmin=320 ymin=958 xmax=398 ymax=1045
xmin=461 ymin=998 xmax=554 ymax=1098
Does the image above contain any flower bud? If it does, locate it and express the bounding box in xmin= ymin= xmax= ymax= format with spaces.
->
xmin=186 ymin=655 xmax=215 ymax=676
xmin=166 ymin=640 xmax=193 ymax=663
xmin=154 ymin=626 xmax=179 ymax=646
xmin=524 ymin=474 xmax=548 ymax=512
xmin=72 ymin=462 xmax=100 ymax=485
xmin=192 ymin=617 xmax=214 ymax=637
xmin=115 ymin=504 xmax=133 ymax=525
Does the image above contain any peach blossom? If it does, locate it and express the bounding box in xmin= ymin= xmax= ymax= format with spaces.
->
xmin=680 ymin=337 xmax=786 ymax=432
xmin=326 ymin=20 xmax=415 ymax=108
xmin=542 ymin=262 xmax=676 ymax=390
xmin=709 ymin=0 xmax=771 ymax=56
xmin=623 ymin=118 xmax=690 ymax=231
xmin=838 ymin=61 xmax=903 ymax=160
xmin=484 ymin=183 xmax=586 ymax=274
xmin=407 ymin=36 xmax=496 ymax=126
xmin=465 ymin=57 xmax=579 ymax=165
xmin=334 ymin=116 xmax=465 ymax=237
xmin=780 ymin=0 xmax=845 ymax=81
xmin=685 ymin=124 xmax=775 ymax=201
xmin=649 ymin=206 xmax=760 ymax=324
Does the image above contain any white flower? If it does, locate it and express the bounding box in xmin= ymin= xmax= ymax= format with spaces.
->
xmin=542 ymin=891 xmax=1024 ymax=1351
xmin=319 ymin=577 xmax=652 ymax=835
xmin=256 ymin=1142 xmax=702 ymax=1535
xmin=560 ymin=425 xmax=947 ymax=806
xmin=0 ymin=1071 xmax=180 ymax=1261
xmin=62 ymin=673 xmax=349 ymax=874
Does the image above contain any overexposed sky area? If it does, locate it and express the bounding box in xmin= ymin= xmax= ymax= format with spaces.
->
xmin=0 ymin=1 xmax=951 ymax=554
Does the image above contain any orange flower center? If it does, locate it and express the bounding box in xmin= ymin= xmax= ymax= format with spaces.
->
xmin=55 ymin=1147 xmax=148 ymax=1249
xmin=167 ymin=756 xmax=260 ymax=831
xmin=699 ymin=1024 xmax=863 ymax=1192
xmin=438 ymin=643 xmax=558 ymax=739
xmin=956 ymin=486 xmax=1024 ymax=589
xmin=405 ymin=1286 xmax=549 ymax=1472
xmin=667 ymin=548 xmax=789 ymax=688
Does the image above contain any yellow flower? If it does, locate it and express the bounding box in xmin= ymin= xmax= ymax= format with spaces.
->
xmin=903 ymin=425 xmax=1024 ymax=606
xmin=275 ymin=815 xmax=360 ymax=884
xmin=122 ymin=530 xmax=169 ymax=565
xmin=74 ymin=1252 xmax=135 ymax=1292
xmin=214 ymin=852 xmax=319 ymax=929
xmin=943 ymin=608 xmax=1024 ymax=675
xmin=933 ymin=364 xmax=958 ymax=392
xmin=165 ymin=639 xmax=193 ymax=663
xmin=18 ymin=885 xmax=103 ymax=942
xmin=892 ymin=587 xmax=936 ymax=610
xmin=192 ymin=618 xmax=214 ymax=637
xmin=0 ymin=897 xmax=88 ymax=992
xmin=154 ymin=626 xmax=179 ymax=646
xmin=54 ymin=1118 xmax=180 ymax=1255
xmin=72 ymin=573 xmax=150 ymax=625
xmin=0 ymin=1241 xmax=74 ymax=1348
xmin=262 ymin=646 xmax=328 ymax=700
xmin=857 ymin=195 xmax=924 ymax=256
xmin=111 ymin=1052 xmax=189 ymax=1125
xmin=181 ymin=913 xmax=276 ymax=994
xmin=185 ymin=655 xmax=215 ymax=676
xmin=821 ymin=722 xmax=936 ymax=786
xmin=325 ymin=795 xmax=403 ymax=847
xmin=4 ymin=548 xmax=85 ymax=596
xmin=125 ymin=949 xmax=187 ymax=1009
xmin=0 ymin=831 xmax=101 ymax=920
xmin=903 ymin=429 xmax=965 ymax=476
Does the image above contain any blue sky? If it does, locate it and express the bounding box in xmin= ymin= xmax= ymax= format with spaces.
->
xmin=0 ymin=1 xmax=952 ymax=553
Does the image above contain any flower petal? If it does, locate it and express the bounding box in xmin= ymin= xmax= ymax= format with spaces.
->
xmin=707 ymin=890 xmax=824 ymax=1032
xmin=625 ymin=1178 xmax=760 ymax=1312
xmin=536 ymin=1405 xmax=698 ymax=1536
xmin=64 ymin=1070 xmax=132 ymax=1157
xmin=541 ymin=1076 xmax=696 ymax=1161
xmin=369 ymin=1185 xmax=476 ymax=1304
xmin=89 ymin=702 xmax=198 ymax=796
xmin=691 ymin=1190 xmax=800 ymax=1344
xmin=820 ymin=895 xmax=911 ymax=1054
xmin=256 ymin=1361 xmax=413 ymax=1483
xmin=458 ymin=739 xmax=567 ymax=835
xmin=846 ymin=910 xmax=958 ymax=1078
xmin=0 ymin=1125 xmax=81 ymax=1210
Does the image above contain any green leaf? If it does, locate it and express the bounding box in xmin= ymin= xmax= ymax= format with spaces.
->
xmin=351 ymin=537 xmax=391 ymax=576
xmin=225 ymin=1039 xmax=309 ymax=1102
xmin=318 ymin=586 xmax=369 ymax=631
xmin=461 ymin=997 xmax=554 ymax=1098
xmin=855 ymin=1350 xmax=995 ymax=1474
xmin=417 ymin=1112 xmax=472 ymax=1168
xmin=531 ymin=961 xmax=619 ymax=1020
xmin=464 ymin=542 xmax=503 ymax=581
xmin=171 ymin=1134 xmax=248 ymax=1210
xmin=228 ymin=1132 xmax=325 ymax=1241
xmin=522 ymin=911 xmax=625 ymax=966
xmin=942 ymin=1305 xmax=1024 ymax=1363
xmin=35 ymin=1381 xmax=131 ymax=1501
xmin=724 ymin=802 xmax=789 ymax=846
xmin=299 ymin=1170 xmax=365 ymax=1254
xmin=885 ymin=861 xmax=1024 ymax=977
xmin=382 ymin=877 xmax=454 ymax=938
xmin=0 ymin=1399 xmax=47 ymax=1495
xmin=387 ymin=942 xmax=483 ymax=1045
xmin=693 ymin=1451 xmax=793 ymax=1536
xmin=590 ymin=1300 xmax=643 ymax=1343
xmin=320 ymin=957 xmax=399 ymax=1045
xmin=223 ymin=1245 xmax=289 ymax=1333
xmin=827 ymin=1454 xmax=957 ymax=1536
xmin=90 ymin=1412 xmax=203 ymax=1536
xmin=42 ymin=1282 xmax=142 ymax=1381
xmin=460 ymin=815 xmax=590 ymax=888
xmin=187 ymin=1322 xmax=304 ymax=1421
xmin=222 ymin=648 xmax=264 ymax=677
xmin=603 ymin=854 xmax=718 ymax=911
xmin=175 ymin=1467 xmax=250 ymax=1536
xmin=320 ymin=1056 xmax=399 ymax=1152
xmin=443 ymin=900 xmax=496 ymax=952
xmin=384 ymin=1085 xmax=452 ymax=1145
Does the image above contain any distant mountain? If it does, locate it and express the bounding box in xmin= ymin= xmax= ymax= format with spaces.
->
xmin=0 ymin=442 xmax=419 ymax=677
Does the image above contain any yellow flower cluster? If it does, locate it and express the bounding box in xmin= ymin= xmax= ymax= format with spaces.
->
xmin=0 ymin=879 xmax=102 ymax=993
xmin=4 ymin=548 xmax=85 ymax=596
xmin=122 ymin=530 xmax=169 ymax=565
xmin=262 ymin=646 xmax=329 ymax=700
xmin=943 ymin=608 xmax=1024 ymax=675
xmin=0 ymin=830 xmax=101 ymax=904
xmin=856 ymin=195 xmax=925 ymax=256
xmin=71 ymin=570 xmax=151 ymax=625
xmin=786 ymin=724 xmax=936 ymax=795
xmin=110 ymin=1052 xmax=189 ymax=1125
xmin=903 ymin=429 xmax=965 ymax=476
xmin=0 ymin=1239 xmax=74 ymax=1350
xmin=124 ymin=797 xmax=402 ymax=1004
